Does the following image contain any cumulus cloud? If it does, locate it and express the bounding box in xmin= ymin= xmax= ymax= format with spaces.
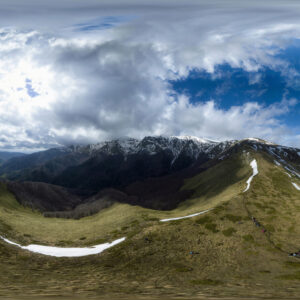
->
xmin=166 ymin=96 xmax=298 ymax=142
xmin=0 ymin=0 xmax=299 ymax=151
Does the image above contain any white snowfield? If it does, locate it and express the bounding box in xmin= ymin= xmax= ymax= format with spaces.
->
xmin=160 ymin=209 xmax=210 ymax=222
xmin=292 ymin=182 xmax=300 ymax=191
xmin=243 ymin=159 xmax=258 ymax=192
xmin=0 ymin=236 xmax=125 ymax=257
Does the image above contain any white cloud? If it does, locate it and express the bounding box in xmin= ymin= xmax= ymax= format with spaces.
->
xmin=0 ymin=1 xmax=299 ymax=151
xmin=166 ymin=95 xmax=297 ymax=141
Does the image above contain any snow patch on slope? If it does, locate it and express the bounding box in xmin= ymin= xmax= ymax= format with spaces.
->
xmin=160 ymin=209 xmax=210 ymax=222
xmin=267 ymin=147 xmax=281 ymax=159
xmin=274 ymin=160 xmax=281 ymax=166
xmin=267 ymin=146 xmax=300 ymax=178
xmin=243 ymin=138 xmax=275 ymax=145
xmin=246 ymin=138 xmax=260 ymax=142
xmin=243 ymin=159 xmax=258 ymax=192
xmin=172 ymin=136 xmax=219 ymax=144
xmin=292 ymin=182 xmax=300 ymax=191
xmin=0 ymin=236 xmax=125 ymax=257
xmin=284 ymin=165 xmax=300 ymax=178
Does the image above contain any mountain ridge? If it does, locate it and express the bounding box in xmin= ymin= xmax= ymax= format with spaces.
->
xmin=0 ymin=135 xmax=299 ymax=217
xmin=0 ymin=135 xmax=300 ymax=298
xmin=0 ymin=135 xmax=299 ymax=191
xmin=0 ymin=136 xmax=236 ymax=189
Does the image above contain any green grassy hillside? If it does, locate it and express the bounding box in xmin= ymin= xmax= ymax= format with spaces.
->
xmin=0 ymin=152 xmax=250 ymax=246
xmin=1 ymin=149 xmax=300 ymax=299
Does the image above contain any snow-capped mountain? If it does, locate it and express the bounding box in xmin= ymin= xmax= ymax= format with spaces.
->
xmin=66 ymin=135 xmax=232 ymax=161
xmin=0 ymin=136 xmax=299 ymax=195
xmin=1 ymin=135 xmax=300 ymax=214
xmin=0 ymin=136 xmax=234 ymax=192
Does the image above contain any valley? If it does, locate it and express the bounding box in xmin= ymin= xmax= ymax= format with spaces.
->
xmin=0 ymin=137 xmax=299 ymax=298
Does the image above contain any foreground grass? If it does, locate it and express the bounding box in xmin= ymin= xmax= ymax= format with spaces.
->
xmin=0 ymin=149 xmax=300 ymax=298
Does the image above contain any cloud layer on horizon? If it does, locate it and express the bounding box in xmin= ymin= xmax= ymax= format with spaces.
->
xmin=0 ymin=0 xmax=299 ymax=151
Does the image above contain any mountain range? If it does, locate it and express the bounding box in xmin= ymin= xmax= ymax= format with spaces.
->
xmin=0 ymin=136 xmax=299 ymax=217
xmin=1 ymin=135 xmax=300 ymax=298
xmin=0 ymin=151 xmax=25 ymax=164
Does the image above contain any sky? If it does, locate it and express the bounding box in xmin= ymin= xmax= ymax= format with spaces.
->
xmin=0 ymin=0 xmax=300 ymax=152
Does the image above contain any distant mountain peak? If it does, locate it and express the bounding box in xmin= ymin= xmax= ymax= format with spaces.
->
xmin=170 ymin=135 xmax=218 ymax=144
xmin=243 ymin=137 xmax=276 ymax=145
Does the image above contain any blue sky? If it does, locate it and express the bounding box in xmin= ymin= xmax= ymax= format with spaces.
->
xmin=171 ymin=61 xmax=300 ymax=128
xmin=25 ymin=79 xmax=39 ymax=98
xmin=73 ymin=16 xmax=133 ymax=32
xmin=0 ymin=0 xmax=299 ymax=151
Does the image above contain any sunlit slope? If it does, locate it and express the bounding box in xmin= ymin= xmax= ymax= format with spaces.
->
xmin=94 ymin=151 xmax=300 ymax=297
xmin=243 ymin=151 xmax=300 ymax=253
xmin=159 ymin=152 xmax=251 ymax=219
xmin=0 ymin=152 xmax=251 ymax=247
xmin=0 ymin=182 xmax=153 ymax=246
xmin=1 ymin=149 xmax=300 ymax=297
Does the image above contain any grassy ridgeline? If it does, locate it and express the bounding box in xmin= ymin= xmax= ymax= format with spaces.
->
xmin=0 ymin=151 xmax=300 ymax=298
xmin=0 ymin=153 xmax=250 ymax=246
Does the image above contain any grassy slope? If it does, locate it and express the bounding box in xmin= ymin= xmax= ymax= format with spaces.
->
xmin=0 ymin=183 xmax=152 ymax=246
xmin=0 ymin=153 xmax=249 ymax=247
xmin=0 ymin=149 xmax=300 ymax=298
